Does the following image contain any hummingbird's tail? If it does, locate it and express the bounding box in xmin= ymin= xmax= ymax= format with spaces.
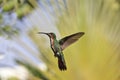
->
xmin=57 ymin=55 xmax=67 ymax=71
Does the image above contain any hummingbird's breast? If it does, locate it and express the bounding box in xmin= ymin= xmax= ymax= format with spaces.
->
xmin=50 ymin=38 xmax=62 ymax=56
xmin=50 ymin=38 xmax=54 ymax=46
xmin=50 ymin=38 xmax=56 ymax=52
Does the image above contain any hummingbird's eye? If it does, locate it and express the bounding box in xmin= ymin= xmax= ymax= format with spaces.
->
xmin=49 ymin=33 xmax=53 ymax=35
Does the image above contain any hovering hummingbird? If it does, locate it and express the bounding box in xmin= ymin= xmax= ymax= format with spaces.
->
xmin=38 ymin=32 xmax=85 ymax=71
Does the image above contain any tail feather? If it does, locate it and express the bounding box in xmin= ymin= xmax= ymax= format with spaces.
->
xmin=58 ymin=56 xmax=67 ymax=71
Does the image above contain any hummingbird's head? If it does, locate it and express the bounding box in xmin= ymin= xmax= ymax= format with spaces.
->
xmin=38 ymin=32 xmax=56 ymax=39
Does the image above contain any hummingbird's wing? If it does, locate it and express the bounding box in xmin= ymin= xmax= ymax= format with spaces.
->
xmin=59 ymin=32 xmax=84 ymax=51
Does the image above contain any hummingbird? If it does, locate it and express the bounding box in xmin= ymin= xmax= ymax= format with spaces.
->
xmin=38 ymin=32 xmax=85 ymax=71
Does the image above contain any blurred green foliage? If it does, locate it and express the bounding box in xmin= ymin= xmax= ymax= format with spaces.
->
xmin=0 ymin=0 xmax=37 ymax=36
xmin=1 ymin=0 xmax=37 ymax=18
xmin=16 ymin=4 xmax=32 ymax=18
xmin=3 ymin=1 xmax=15 ymax=11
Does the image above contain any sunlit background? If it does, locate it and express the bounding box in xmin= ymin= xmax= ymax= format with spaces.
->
xmin=0 ymin=0 xmax=120 ymax=80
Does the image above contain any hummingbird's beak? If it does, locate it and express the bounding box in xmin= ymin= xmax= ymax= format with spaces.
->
xmin=38 ymin=32 xmax=49 ymax=36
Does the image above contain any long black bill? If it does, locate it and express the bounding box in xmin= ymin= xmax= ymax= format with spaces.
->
xmin=38 ymin=32 xmax=49 ymax=35
xmin=38 ymin=32 xmax=51 ymax=38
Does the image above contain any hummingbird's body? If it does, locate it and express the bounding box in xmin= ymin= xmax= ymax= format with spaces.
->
xmin=38 ymin=32 xmax=84 ymax=71
xmin=44 ymin=33 xmax=67 ymax=70
xmin=50 ymin=37 xmax=62 ymax=56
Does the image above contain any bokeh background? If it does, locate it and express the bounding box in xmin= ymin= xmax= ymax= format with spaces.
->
xmin=0 ymin=0 xmax=120 ymax=80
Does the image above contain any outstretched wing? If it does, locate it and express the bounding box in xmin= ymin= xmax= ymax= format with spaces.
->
xmin=59 ymin=32 xmax=85 ymax=51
